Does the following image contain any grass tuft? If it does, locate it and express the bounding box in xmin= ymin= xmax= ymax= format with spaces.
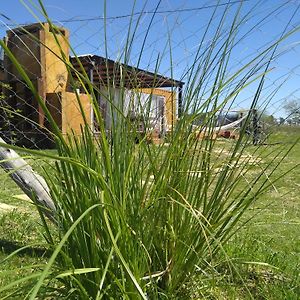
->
xmin=0 ymin=1 xmax=299 ymax=299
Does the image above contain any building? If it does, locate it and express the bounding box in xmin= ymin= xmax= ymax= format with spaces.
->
xmin=0 ymin=22 xmax=184 ymax=147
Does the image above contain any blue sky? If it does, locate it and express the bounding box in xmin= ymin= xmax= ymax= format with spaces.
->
xmin=1 ymin=0 xmax=300 ymax=118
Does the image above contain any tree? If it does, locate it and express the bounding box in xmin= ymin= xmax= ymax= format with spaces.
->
xmin=260 ymin=113 xmax=277 ymax=126
xmin=283 ymin=99 xmax=300 ymax=125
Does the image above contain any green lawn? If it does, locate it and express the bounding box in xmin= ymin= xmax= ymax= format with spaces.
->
xmin=0 ymin=154 xmax=55 ymax=295
xmin=205 ymin=127 xmax=300 ymax=299
xmin=0 ymin=127 xmax=299 ymax=299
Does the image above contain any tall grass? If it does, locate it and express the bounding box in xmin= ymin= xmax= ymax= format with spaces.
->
xmin=0 ymin=1 xmax=299 ymax=298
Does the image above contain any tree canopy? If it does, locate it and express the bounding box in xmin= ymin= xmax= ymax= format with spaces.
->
xmin=284 ymin=99 xmax=300 ymax=125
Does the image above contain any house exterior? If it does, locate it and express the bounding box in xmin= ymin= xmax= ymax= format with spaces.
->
xmin=0 ymin=22 xmax=184 ymax=147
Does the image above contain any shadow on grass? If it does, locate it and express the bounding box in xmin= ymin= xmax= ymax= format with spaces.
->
xmin=0 ymin=239 xmax=51 ymax=258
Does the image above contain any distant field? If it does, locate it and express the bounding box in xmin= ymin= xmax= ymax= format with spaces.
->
xmin=0 ymin=127 xmax=299 ymax=299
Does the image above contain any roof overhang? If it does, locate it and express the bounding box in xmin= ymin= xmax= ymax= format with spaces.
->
xmin=70 ymin=55 xmax=184 ymax=89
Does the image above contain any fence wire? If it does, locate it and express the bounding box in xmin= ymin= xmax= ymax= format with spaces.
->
xmin=1 ymin=0 xmax=300 ymax=148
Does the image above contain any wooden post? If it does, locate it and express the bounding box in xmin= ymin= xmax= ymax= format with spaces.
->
xmin=0 ymin=137 xmax=56 ymax=222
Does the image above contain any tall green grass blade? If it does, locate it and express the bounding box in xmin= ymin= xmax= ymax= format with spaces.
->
xmin=56 ymin=268 xmax=101 ymax=279
xmin=102 ymin=204 xmax=147 ymax=299
xmin=29 ymin=204 xmax=101 ymax=299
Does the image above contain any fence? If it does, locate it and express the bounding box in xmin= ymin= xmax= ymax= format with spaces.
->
xmin=1 ymin=0 xmax=300 ymax=148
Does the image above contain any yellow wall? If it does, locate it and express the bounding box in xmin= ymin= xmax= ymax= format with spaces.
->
xmin=139 ymin=88 xmax=176 ymax=128
xmin=6 ymin=23 xmax=69 ymax=92
xmin=46 ymin=91 xmax=91 ymax=136
xmin=61 ymin=92 xmax=91 ymax=135
xmin=43 ymin=23 xmax=69 ymax=94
